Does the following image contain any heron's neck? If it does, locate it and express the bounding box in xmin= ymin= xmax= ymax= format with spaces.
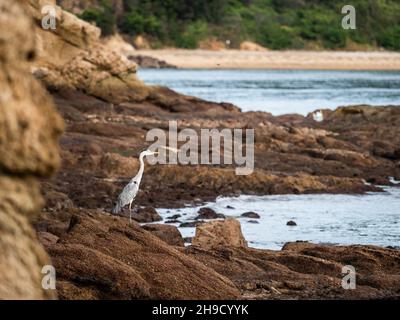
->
xmin=133 ymin=153 xmax=145 ymax=185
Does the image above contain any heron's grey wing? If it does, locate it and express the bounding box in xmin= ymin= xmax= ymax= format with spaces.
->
xmin=114 ymin=182 xmax=139 ymax=213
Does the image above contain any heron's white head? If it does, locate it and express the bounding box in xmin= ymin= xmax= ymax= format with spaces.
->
xmin=141 ymin=150 xmax=158 ymax=157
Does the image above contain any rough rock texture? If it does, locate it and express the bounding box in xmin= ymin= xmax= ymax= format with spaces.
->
xmin=36 ymin=206 xmax=400 ymax=299
xmin=36 ymin=44 xmax=149 ymax=103
xmin=25 ymin=0 xmax=101 ymax=65
xmin=0 ymin=0 xmax=63 ymax=299
xmin=102 ymin=34 xmax=135 ymax=57
xmin=142 ymin=224 xmax=185 ymax=247
xmin=37 ymin=209 xmax=239 ymax=299
xmin=186 ymin=243 xmax=400 ymax=299
xmin=192 ymin=218 xmax=248 ymax=249
xmin=130 ymin=207 xmax=162 ymax=223
xmin=128 ymin=54 xmax=176 ymax=69
xmin=196 ymin=207 xmax=220 ymax=220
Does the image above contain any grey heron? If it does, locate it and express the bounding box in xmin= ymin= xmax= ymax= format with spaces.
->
xmin=112 ymin=149 xmax=157 ymax=222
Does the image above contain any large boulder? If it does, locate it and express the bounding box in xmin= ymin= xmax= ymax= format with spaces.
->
xmin=192 ymin=218 xmax=248 ymax=249
xmin=0 ymin=0 xmax=63 ymax=299
xmin=142 ymin=224 xmax=184 ymax=247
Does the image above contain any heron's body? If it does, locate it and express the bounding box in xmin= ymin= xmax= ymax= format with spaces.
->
xmin=112 ymin=150 xmax=152 ymax=221
xmin=113 ymin=180 xmax=139 ymax=214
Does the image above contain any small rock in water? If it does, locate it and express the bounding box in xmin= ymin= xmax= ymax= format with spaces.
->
xmin=165 ymin=219 xmax=181 ymax=224
xmin=183 ymin=237 xmax=193 ymax=243
xmin=287 ymin=220 xmax=297 ymax=226
xmin=226 ymin=205 xmax=235 ymax=209
xmin=247 ymin=220 xmax=259 ymax=224
xmin=180 ymin=221 xmax=204 ymax=228
xmin=241 ymin=211 xmax=260 ymax=219
xmin=196 ymin=207 xmax=219 ymax=220
xmin=167 ymin=214 xmax=181 ymax=220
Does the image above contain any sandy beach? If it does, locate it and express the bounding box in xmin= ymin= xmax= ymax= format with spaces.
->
xmin=137 ymin=49 xmax=400 ymax=70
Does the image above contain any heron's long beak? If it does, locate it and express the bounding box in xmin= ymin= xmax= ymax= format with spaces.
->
xmin=159 ymin=146 xmax=180 ymax=153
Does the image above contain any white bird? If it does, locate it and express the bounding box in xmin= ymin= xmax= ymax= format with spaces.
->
xmin=313 ymin=110 xmax=324 ymax=122
xmin=112 ymin=149 xmax=157 ymax=222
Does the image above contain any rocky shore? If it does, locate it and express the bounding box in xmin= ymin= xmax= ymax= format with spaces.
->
xmin=0 ymin=0 xmax=399 ymax=299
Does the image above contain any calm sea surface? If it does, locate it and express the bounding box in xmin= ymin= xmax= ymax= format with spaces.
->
xmin=156 ymin=187 xmax=400 ymax=250
xmin=139 ymin=69 xmax=400 ymax=115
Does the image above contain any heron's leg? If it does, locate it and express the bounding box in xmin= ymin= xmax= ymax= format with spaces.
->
xmin=129 ymin=201 xmax=132 ymax=223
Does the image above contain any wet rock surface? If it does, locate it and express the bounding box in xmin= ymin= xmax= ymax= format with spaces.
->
xmin=196 ymin=207 xmax=220 ymax=220
xmin=241 ymin=212 xmax=261 ymax=219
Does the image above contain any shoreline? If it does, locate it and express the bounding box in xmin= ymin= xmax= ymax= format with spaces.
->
xmin=136 ymin=49 xmax=400 ymax=70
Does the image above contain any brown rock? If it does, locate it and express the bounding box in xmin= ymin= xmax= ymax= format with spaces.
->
xmin=26 ymin=0 xmax=101 ymax=65
xmin=38 ymin=231 xmax=60 ymax=247
xmin=241 ymin=212 xmax=260 ymax=219
xmin=38 ymin=44 xmax=149 ymax=104
xmin=142 ymin=224 xmax=184 ymax=247
xmin=131 ymin=207 xmax=162 ymax=223
xmin=167 ymin=214 xmax=181 ymax=220
xmin=196 ymin=207 xmax=219 ymax=220
xmin=128 ymin=55 xmax=176 ymax=69
xmin=192 ymin=218 xmax=248 ymax=249
xmin=180 ymin=221 xmax=205 ymax=228
xmin=44 ymin=191 xmax=74 ymax=211
xmin=0 ymin=0 xmax=62 ymax=299
xmin=102 ymin=34 xmax=135 ymax=57
xmin=184 ymin=237 xmax=193 ymax=243
xmin=186 ymin=242 xmax=400 ymax=299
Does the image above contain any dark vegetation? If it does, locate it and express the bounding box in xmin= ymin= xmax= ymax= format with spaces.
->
xmin=77 ymin=0 xmax=400 ymax=50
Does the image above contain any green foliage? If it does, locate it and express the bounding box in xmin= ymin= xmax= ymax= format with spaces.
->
xmin=79 ymin=0 xmax=116 ymax=36
xmin=256 ymin=24 xmax=294 ymax=49
xmin=179 ymin=21 xmax=209 ymax=48
xmin=378 ymin=26 xmax=400 ymax=50
xmin=78 ymin=0 xmax=400 ymax=50
xmin=120 ymin=11 xmax=161 ymax=36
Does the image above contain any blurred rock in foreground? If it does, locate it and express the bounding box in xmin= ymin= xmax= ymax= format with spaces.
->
xmin=0 ymin=0 xmax=63 ymax=299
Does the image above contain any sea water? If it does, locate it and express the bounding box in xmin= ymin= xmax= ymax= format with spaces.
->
xmin=156 ymin=187 xmax=400 ymax=250
xmin=139 ymin=69 xmax=400 ymax=115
